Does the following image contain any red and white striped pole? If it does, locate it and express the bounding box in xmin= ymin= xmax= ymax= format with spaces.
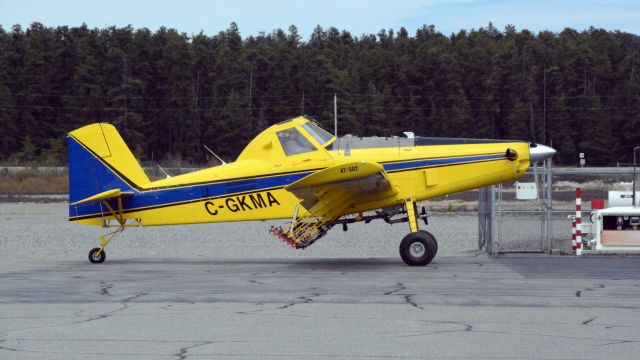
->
xmin=575 ymin=188 xmax=582 ymax=256
xmin=571 ymin=216 xmax=577 ymax=253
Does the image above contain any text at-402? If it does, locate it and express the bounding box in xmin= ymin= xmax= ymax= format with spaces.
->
xmin=340 ymin=165 xmax=359 ymax=173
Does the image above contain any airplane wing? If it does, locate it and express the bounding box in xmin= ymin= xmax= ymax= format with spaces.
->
xmin=284 ymin=161 xmax=396 ymax=222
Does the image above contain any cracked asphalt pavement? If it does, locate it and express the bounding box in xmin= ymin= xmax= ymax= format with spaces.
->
xmin=1 ymin=256 xmax=640 ymax=359
xmin=1 ymin=204 xmax=640 ymax=359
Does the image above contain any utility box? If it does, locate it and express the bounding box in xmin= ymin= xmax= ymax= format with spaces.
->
xmin=589 ymin=207 xmax=640 ymax=251
xmin=515 ymin=182 xmax=538 ymax=200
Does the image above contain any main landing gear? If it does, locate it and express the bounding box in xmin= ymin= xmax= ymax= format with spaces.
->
xmin=269 ymin=198 xmax=438 ymax=266
xmin=398 ymin=198 xmax=438 ymax=266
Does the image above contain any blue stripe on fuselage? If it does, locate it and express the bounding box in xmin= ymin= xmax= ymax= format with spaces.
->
xmin=382 ymin=153 xmax=505 ymax=172
xmin=70 ymin=166 xmax=312 ymax=218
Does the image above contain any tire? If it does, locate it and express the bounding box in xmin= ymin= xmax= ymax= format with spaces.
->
xmin=419 ymin=230 xmax=438 ymax=260
xmin=88 ymin=247 xmax=106 ymax=264
xmin=399 ymin=232 xmax=437 ymax=266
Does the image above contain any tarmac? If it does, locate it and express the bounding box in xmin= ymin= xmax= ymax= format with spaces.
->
xmin=1 ymin=256 xmax=640 ymax=359
xmin=1 ymin=204 xmax=640 ymax=359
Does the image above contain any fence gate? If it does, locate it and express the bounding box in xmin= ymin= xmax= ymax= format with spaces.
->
xmin=479 ymin=159 xmax=553 ymax=254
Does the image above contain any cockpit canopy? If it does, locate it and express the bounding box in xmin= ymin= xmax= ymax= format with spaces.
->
xmin=236 ymin=116 xmax=335 ymax=162
xmin=276 ymin=121 xmax=334 ymax=156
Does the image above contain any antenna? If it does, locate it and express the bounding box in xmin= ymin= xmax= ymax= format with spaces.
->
xmin=633 ymin=146 xmax=639 ymax=207
xmin=334 ymin=93 xmax=338 ymax=138
xmin=204 ymin=144 xmax=227 ymax=165
xmin=156 ymin=163 xmax=171 ymax=179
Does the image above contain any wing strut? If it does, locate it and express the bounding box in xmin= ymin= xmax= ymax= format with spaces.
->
xmin=289 ymin=204 xmax=300 ymax=232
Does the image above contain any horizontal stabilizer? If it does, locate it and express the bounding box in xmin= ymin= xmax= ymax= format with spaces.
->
xmin=70 ymin=188 xmax=134 ymax=206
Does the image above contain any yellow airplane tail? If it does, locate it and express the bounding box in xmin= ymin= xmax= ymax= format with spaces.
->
xmin=67 ymin=123 xmax=150 ymax=206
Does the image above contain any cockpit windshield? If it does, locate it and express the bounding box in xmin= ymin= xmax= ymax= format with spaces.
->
xmin=301 ymin=122 xmax=334 ymax=146
xmin=277 ymin=128 xmax=316 ymax=156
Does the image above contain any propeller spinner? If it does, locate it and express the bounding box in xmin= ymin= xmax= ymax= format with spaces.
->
xmin=528 ymin=143 xmax=557 ymax=163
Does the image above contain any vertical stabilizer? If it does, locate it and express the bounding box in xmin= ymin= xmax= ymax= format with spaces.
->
xmin=67 ymin=123 xmax=149 ymax=206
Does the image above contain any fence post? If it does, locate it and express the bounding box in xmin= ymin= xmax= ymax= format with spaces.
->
xmin=478 ymin=187 xmax=485 ymax=250
xmin=545 ymin=158 xmax=553 ymax=253
xmin=488 ymin=185 xmax=497 ymax=255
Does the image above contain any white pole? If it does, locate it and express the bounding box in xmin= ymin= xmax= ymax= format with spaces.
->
xmin=334 ymin=93 xmax=338 ymax=138
xmin=333 ymin=93 xmax=341 ymax=153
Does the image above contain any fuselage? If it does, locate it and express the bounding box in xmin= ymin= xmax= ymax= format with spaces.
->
xmin=70 ymin=132 xmax=531 ymax=227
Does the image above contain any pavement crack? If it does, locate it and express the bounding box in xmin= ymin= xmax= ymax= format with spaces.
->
xmin=576 ymin=284 xmax=605 ymax=298
xmin=438 ymin=321 xmax=473 ymax=333
xmin=600 ymin=339 xmax=636 ymax=346
xmin=456 ymin=321 xmax=473 ymax=331
xmin=0 ymin=336 xmax=18 ymax=352
xmin=384 ymin=282 xmax=406 ymax=295
xmin=404 ymin=294 xmax=423 ymax=310
xmin=123 ymin=293 xmax=147 ymax=303
xmin=76 ymin=292 xmax=148 ymax=324
xmin=0 ymin=345 xmax=19 ymax=352
xmin=276 ymin=293 xmax=320 ymax=310
xmin=99 ymin=281 xmax=113 ymax=296
xmin=277 ymin=302 xmax=296 ymax=310
xmin=397 ymin=321 xmax=473 ymax=338
xmin=175 ymin=341 xmax=214 ymax=360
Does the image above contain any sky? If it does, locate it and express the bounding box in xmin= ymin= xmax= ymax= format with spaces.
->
xmin=1 ymin=0 xmax=639 ymax=39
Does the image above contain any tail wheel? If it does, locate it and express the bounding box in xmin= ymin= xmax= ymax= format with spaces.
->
xmin=88 ymin=248 xmax=106 ymax=264
xmin=399 ymin=231 xmax=437 ymax=266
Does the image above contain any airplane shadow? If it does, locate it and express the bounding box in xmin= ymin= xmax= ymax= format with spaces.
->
xmin=78 ymin=257 xmax=409 ymax=271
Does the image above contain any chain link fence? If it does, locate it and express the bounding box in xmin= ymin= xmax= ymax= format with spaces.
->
xmin=479 ymin=162 xmax=637 ymax=254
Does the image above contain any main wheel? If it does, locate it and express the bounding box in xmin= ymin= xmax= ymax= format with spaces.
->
xmin=399 ymin=232 xmax=437 ymax=266
xmin=88 ymin=247 xmax=106 ymax=264
xmin=419 ymin=230 xmax=438 ymax=259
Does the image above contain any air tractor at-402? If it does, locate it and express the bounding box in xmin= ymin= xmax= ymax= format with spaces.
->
xmin=68 ymin=116 xmax=555 ymax=266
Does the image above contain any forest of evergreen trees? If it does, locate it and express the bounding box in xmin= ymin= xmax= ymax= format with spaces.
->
xmin=0 ymin=22 xmax=638 ymax=166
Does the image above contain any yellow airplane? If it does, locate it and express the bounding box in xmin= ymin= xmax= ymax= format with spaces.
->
xmin=68 ymin=116 xmax=555 ymax=266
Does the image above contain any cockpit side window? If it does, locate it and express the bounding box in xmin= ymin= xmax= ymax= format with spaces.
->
xmin=277 ymin=128 xmax=316 ymax=156
xmin=301 ymin=122 xmax=334 ymax=145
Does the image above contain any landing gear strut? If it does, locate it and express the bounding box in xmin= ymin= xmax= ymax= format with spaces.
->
xmin=269 ymin=199 xmax=438 ymax=266
xmin=88 ymin=227 xmax=123 ymax=264
xmin=399 ymin=198 xmax=438 ymax=266
xmin=88 ymin=198 xmax=126 ymax=264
